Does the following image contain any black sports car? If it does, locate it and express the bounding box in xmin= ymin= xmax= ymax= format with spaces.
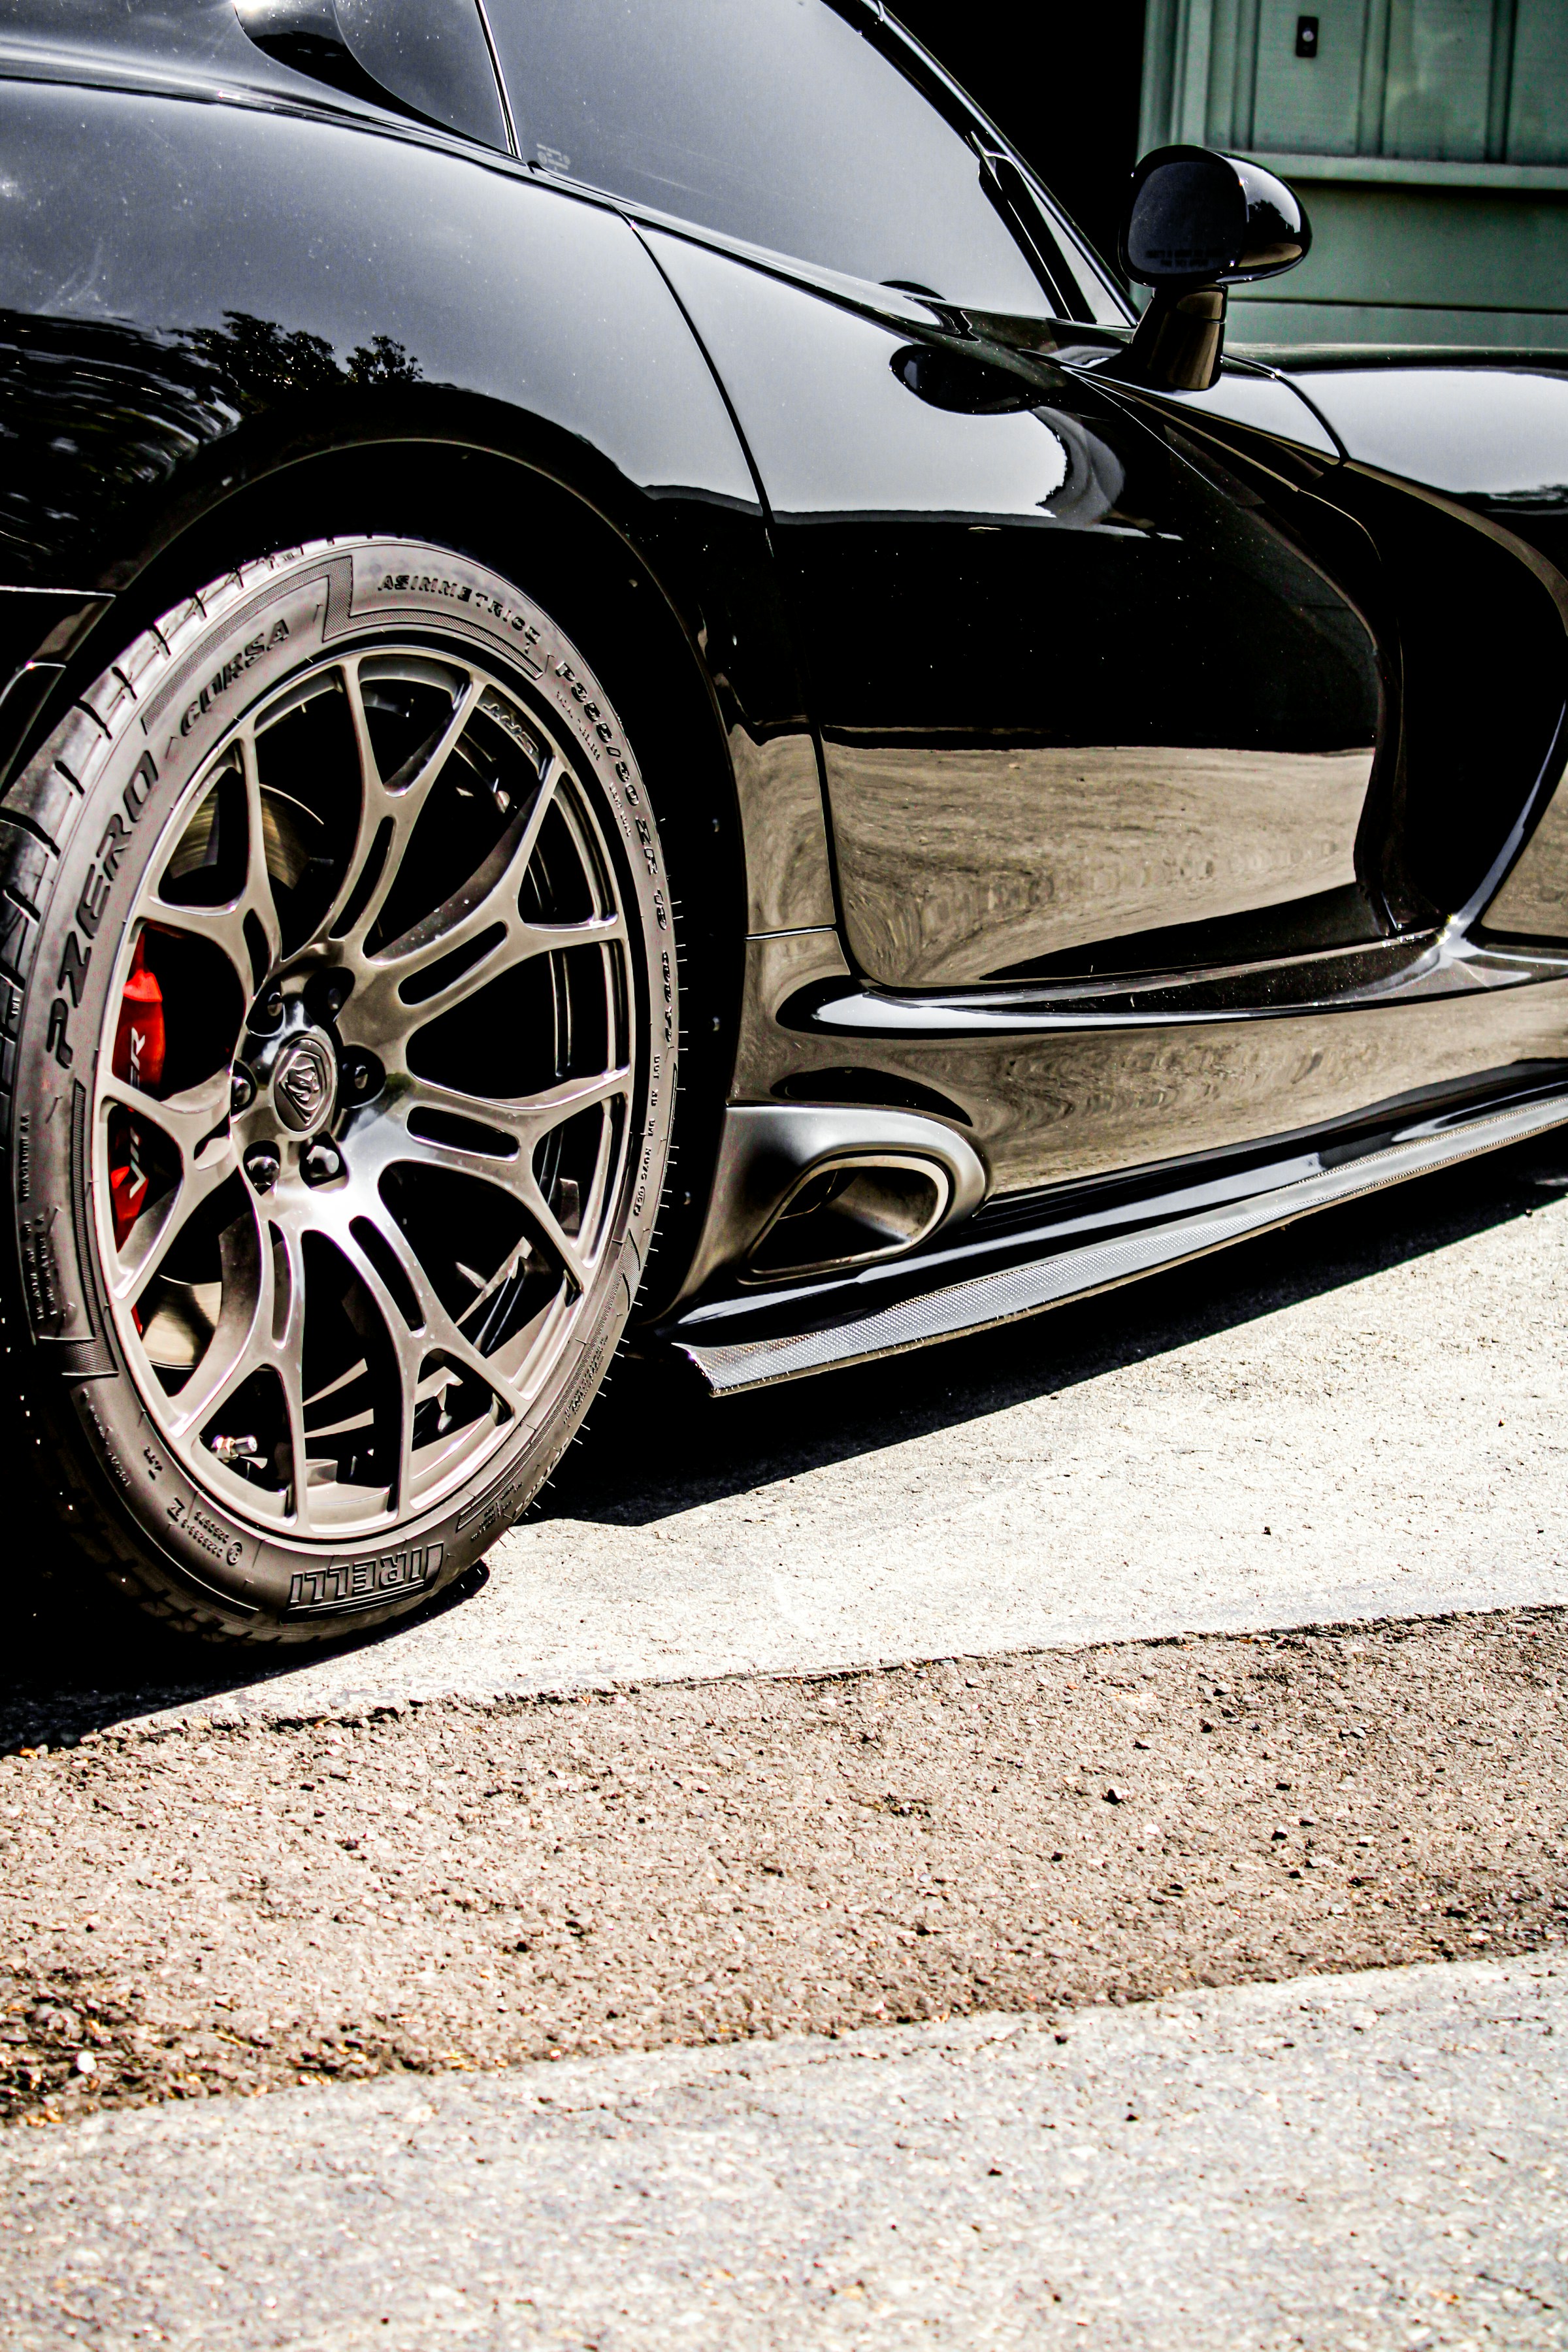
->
xmin=2 ymin=0 xmax=1565 ymax=1644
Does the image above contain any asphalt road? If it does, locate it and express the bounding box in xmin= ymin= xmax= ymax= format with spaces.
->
xmin=5 ymin=1127 xmax=1568 ymax=2346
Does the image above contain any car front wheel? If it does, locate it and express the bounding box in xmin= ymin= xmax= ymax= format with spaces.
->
xmin=1 ymin=538 xmax=678 ymax=1642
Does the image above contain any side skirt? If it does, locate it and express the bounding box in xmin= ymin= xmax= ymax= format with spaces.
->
xmin=668 ymin=1085 xmax=1568 ymax=1394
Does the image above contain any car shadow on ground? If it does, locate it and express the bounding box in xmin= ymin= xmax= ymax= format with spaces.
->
xmin=552 ymin=1124 xmax=1568 ymax=1526
xmin=5 ymin=1125 xmax=1565 ymax=1746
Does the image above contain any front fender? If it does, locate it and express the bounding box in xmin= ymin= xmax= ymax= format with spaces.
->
xmin=0 ymin=78 xmax=755 ymax=581
xmin=0 ymin=74 xmax=835 ymax=944
xmin=1279 ymin=359 xmax=1568 ymax=572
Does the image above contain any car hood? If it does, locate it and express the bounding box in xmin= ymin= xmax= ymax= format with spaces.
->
xmin=1273 ymin=354 xmax=1568 ymax=519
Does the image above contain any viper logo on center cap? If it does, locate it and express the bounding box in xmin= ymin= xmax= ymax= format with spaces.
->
xmin=271 ymin=1030 xmax=337 ymax=1136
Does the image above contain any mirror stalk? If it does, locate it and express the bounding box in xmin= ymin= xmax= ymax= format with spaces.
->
xmin=1112 ymin=147 xmax=1309 ymax=393
xmin=1116 ymin=284 xmax=1228 ymax=392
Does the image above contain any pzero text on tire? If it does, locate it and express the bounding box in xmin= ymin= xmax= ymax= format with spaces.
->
xmin=0 ymin=540 xmax=678 ymax=1641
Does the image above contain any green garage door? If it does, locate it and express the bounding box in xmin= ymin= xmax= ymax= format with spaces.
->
xmin=1139 ymin=0 xmax=1568 ymax=348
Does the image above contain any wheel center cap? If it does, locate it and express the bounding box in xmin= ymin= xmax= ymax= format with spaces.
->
xmin=270 ymin=1028 xmax=338 ymax=1137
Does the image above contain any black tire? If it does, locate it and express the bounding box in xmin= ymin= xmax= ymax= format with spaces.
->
xmin=0 ymin=539 xmax=679 ymax=1643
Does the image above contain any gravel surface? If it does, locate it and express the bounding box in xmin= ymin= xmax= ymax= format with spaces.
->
xmin=2 ymin=1609 xmax=1563 ymax=2127
xmin=8 ymin=1126 xmax=1568 ymax=1745
xmin=3 ymin=1956 xmax=1563 ymax=2349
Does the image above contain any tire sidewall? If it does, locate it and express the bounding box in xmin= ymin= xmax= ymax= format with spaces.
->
xmin=8 ymin=539 xmax=678 ymax=1635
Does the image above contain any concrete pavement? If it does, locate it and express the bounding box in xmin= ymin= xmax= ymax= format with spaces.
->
xmin=8 ymin=1122 xmax=1568 ymax=1745
xmin=6 ymin=1124 xmax=1568 ymax=2348
xmin=4 ymin=1956 xmax=1563 ymax=2349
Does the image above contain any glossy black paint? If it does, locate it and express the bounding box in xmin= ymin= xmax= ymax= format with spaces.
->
xmin=1266 ymin=357 xmax=1568 ymax=951
xmin=1086 ymin=384 xmax=1568 ymax=930
xmin=1284 ymin=361 xmax=1568 ymax=503
xmin=0 ymin=83 xmax=760 ymax=584
xmin=719 ymin=922 xmax=1568 ymax=1198
xmin=0 ymin=10 xmax=1564 ymax=1350
xmin=1121 ymin=148 xmax=1310 ymax=288
xmin=668 ymin=1054 xmax=1568 ymax=1377
xmin=0 ymin=0 xmax=412 ymax=119
xmin=1115 ymin=148 xmax=1311 ymax=393
xmin=0 ymin=59 xmax=820 ymax=1305
xmin=236 ymin=0 xmax=509 ymax=146
xmin=649 ymin=229 xmax=1385 ymax=988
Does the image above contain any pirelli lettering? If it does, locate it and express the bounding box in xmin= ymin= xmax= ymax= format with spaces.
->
xmin=287 ymin=1543 xmax=444 ymax=1616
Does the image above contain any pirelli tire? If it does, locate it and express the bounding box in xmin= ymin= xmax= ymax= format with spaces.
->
xmin=0 ymin=539 xmax=679 ymax=1643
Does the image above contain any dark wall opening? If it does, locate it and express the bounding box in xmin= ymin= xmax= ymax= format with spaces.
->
xmin=889 ymin=1 xmax=1149 ymax=280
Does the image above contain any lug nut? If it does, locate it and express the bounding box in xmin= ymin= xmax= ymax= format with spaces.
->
xmin=341 ymin=1051 xmax=382 ymax=1101
xmin=230 ymin=1064 xmax=256 ymax=1116
xmin=301 ymin=1140 xmax=343 ymax=1186
xmin=252 ymin=987 xmax=286 ymax=1035
xmin=244 ymin=1142 xmax=280 ymax=1194
xmin=305 ymin=967 xmax=355 ymax=1026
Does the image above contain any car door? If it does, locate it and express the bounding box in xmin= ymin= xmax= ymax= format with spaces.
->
xmin=645 ymin=236 xmax=1387 ymax=996
xmin=476 ymin=0 xmax=1396 ymax=1218
xmin=480 ymin=0 xmax=1385 ymax=992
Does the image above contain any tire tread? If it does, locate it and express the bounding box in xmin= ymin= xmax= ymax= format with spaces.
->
xmin=0 ymin=555 xmax=368 ymax=1641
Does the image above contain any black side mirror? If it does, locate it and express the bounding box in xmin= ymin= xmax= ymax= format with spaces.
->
xmin=1113 ymin=147 xmax=1310 ymax=392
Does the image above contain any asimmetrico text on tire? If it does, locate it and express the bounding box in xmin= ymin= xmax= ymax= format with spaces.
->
xmin=0 ymin=539 xmax=679 ymax=1641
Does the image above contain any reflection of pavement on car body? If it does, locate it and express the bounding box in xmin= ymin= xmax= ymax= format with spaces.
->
xmin=828 ymin=740 xmax=1375 ymax=985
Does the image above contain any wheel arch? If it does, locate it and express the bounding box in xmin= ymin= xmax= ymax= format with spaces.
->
xmin=0 ymin=73 xmax=829 ymax=1300
xmin=4 ymin=421 xmax=758 ymax=1311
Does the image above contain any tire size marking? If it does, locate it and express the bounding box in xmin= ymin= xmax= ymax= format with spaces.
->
xmin=455 ymin=1460 xmax=532 ymax=1539
xmin=564 ymin=1330 xmax=612 ymax=1424
xmin=20 ymin=1205 xmax=70 ymax=1334
xmin=553 ymin=657 xmax=640 ymax=802
xmin=633 ymin=1052 xmax=666 ymax=1217
xmin=78 ymin=1387 xmax=131 ymax=1490
xmin=165 ymin=1487 xmax=248 ymax=1569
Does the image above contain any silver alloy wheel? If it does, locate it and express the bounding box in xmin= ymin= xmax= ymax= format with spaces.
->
xmin=94 ymin=642 xmax=636 ymax=1541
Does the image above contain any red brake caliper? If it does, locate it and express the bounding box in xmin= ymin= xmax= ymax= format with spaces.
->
xmin=108 ymin=934 xmax=166 ymax=1249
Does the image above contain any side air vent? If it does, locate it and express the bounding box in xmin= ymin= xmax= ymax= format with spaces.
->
xmin=771 ymin=1065 xmax=973 ymax=1125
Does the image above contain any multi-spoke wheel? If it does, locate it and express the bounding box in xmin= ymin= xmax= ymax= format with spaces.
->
xmin=2 ymin=541 xmax=678 ymax=1640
